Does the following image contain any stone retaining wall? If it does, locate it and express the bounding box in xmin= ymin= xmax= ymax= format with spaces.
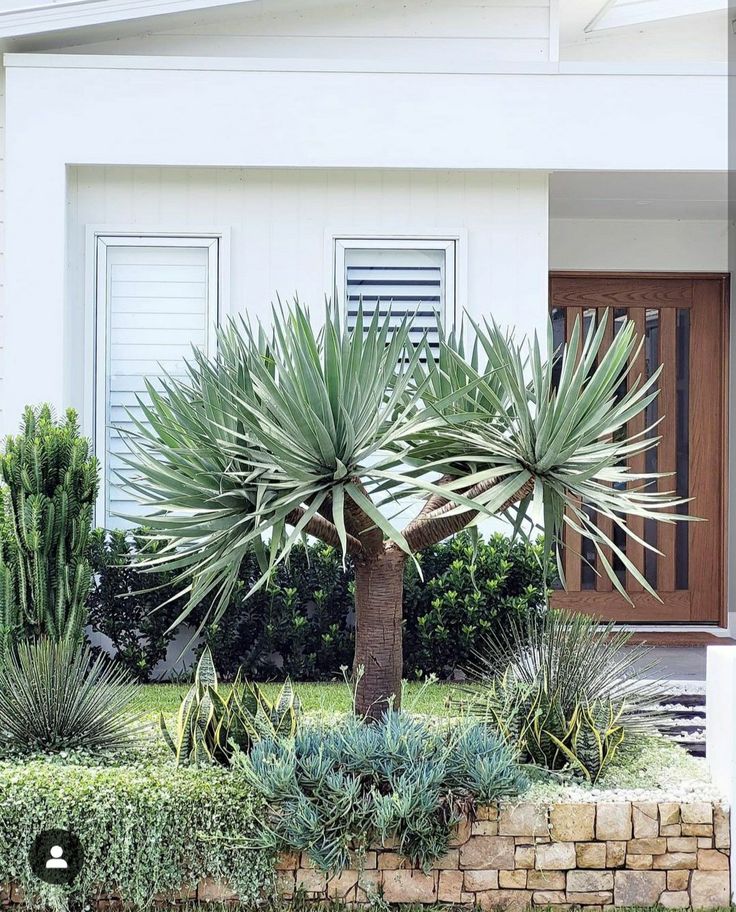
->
xmin=277 ymin=800 xmax=730 ymax=909
xmin=1 ymin=800 xmax=730 ymax=910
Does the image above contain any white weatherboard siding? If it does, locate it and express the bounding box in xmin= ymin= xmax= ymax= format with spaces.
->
xmin=66 ymin=166 xmax=549 ymax=438
xmin=48 ymin=0 xmax=555 ymax=64
xmin=98 ymin=241 xmax=215 ymax=528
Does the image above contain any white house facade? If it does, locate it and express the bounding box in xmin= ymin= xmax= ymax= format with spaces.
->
xmin=0 ymin=0 xmax=730 ymax=636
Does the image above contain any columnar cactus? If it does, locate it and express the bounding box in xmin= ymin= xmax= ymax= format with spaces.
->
xmin=0 ymin=405 xmax=99 ymax=645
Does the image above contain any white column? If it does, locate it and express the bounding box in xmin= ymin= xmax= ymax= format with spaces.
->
xmin=706 ymin=644 xmax=736 ymax=899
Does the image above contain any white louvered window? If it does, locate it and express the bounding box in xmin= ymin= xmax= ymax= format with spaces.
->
xmin=335 ymin=239 xmax=456 ymax=359
xmin=94 ymin=236 xmax=218 ymax=529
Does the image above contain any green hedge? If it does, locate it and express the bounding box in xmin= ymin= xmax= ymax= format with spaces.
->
xmin=0 ymin=758 xmax=274 ymax=909
xmin=88 ymin=532 xmax=550 ymax=683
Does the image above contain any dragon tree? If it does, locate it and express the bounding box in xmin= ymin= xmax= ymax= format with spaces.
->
xmin=122 ymin=304 xmax=686 ymax=718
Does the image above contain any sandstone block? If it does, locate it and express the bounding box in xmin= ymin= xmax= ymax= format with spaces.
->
xmin=356 ymin=870 xmax=382 ymax=902
xmin=667 ymin=870 xmax=690 ymax=891
xmin=666 ymin=837 xmax=697 ymax=853
xmin=697 ymin=848 xmax=729 ymax=870
xmin=295 ymin=870 xmax=327 ymax=896
xmin=625 ymin=854 xmax=653 ymax=870
xmin=697 ymin=837 xmax=713 ymax=849
xmin=576 ymin=843 xmax=607 ymax=869
xmin=276 ymin=852 xmax=299 ymax=871
xmin=614 ymin=870 xmax=666 ymax=906
xmin=533 ymin=890 xmax=568 ymax=905
xmin=476 ymin=889 xmax=532 ymax=911
xmin=327 ymin=871 xmax=359 ymax=900
xmin=276 ymin=873 xmax=295 ymax=898
xmin=690 ymin=870 xmax=731 ymax=910
xmin=378 ymin=853 xmax=404 ymax=870
xmin=568 ymin=870 xmax=614 ymax=892
xmin=661 ymin=825 xmax=682 ymax=837
xmin=549 ymin=803 xmax=595 ymax=842
xmin=597 ymin=804 xmax=632 ymax=841
xmin=460 ymin=836 xmax=515 ymax=870
xmin=434 ymin=850 xmax=459 ymax=870
xmin=628 ymin=837 xmax=666 ymax=855
xmin=527 ymin=870 xmax=565 ymax=890
xmin=438 ymin=871 xmax=464 ymax=903
xmin=659 ymin=890 xmax=691 ymax=908
xmin=606 ymin=841 xmax=627 ymax=868
xmin=714 ymin=805 xmax=731 ymax=849
xmin=652 ymin=852 xmax=697 ymax=870
xmin=382 ymin=870 xmax=437 ymax=903
xmin=566 ymin=890 xmax=613 ymax=905
xmin=659 ymin=803 xmax=681 ymax=827
xmin=198 ymin=878 xmax=239 ymax=902
xmin=450 ymin=819 xmax=472 ymax=847
xmin=535 ymin=842 xmax=576 ymax=870
xmin=472 ymin=821 xmax=499 ymax=836
xmin=680 ymin=803 xmax=713 ymax=825
xmin=633 ymin=803 xmax=660 ymax=839
xmin=464 ymin=870 xmax=500 ymax=891
xmin=350 ymin=850 xmax=377 ymax=870
xmin=681 ymin=824 xmax=713 ymax=837
xmin=477 ymin=805 xmax=500 ymax=821
xmin=499 ymin=870 xmax=528 ymax=889
xmin=515 ymin=845 xmax=535 ymax=869
xmin=499 ymin=803 xmax=549 ymax=838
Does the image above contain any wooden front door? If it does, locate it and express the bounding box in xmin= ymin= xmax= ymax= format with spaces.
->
xmin=549 ymin=273 xmax=729 ymax=625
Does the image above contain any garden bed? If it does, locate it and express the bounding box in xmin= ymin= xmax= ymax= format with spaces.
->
xmin=0 ymin=685 xmax=731 ymax=912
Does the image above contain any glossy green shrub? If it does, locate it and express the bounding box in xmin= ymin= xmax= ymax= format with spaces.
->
xmin=235 ymin=713 xmax=526 ymax=874
xmin=0 ymin=759 xmax=274 ymax=909
xmin=88 ymin=531 xmax=548 ymax=683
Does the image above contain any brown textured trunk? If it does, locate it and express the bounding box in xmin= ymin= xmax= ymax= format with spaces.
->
xmin=353 ymin=547 xmax=406 ymax=721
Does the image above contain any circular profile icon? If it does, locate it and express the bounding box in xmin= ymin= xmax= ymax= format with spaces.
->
xmin=29 ymin=829 xmax=84 ymax=886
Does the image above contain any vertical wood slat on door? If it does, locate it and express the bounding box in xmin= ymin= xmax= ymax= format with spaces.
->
xmin=563 ymin=306 xmax=583 ymax=592
xmin=657 ymin=308 xmax=678 ymax=592
xmin=626 ymin=307 xmax=647 ymax=592
xmin=596 ymin=312 xmax=614 ymax=592
xmin=689 ymin=279 xmax=725 ymax=621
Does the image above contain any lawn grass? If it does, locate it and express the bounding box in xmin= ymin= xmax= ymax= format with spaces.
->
xmin=134 ymin=680 xmax=458 ymax=720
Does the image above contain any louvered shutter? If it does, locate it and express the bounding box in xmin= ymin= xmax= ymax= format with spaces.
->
xmin=98 ymin=241 xmax=216 ymax=528
xmin=341 ymin=245 xmax=451 ymax=358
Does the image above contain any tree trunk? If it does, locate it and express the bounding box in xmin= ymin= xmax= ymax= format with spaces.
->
xmin=353 ymin=547 xmax=406 ymax=721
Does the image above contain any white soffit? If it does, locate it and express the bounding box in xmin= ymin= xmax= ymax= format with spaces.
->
xmin=550 ymin=171 xmax=729 ymax=219
xmin=0 ymin=0 xmax=264 ymax=38
xmin=586 ymin=0 xmax=726 ymax=33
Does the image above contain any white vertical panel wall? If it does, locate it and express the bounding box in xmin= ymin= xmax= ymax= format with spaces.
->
xmin=65 ymin=166 xmax=549 ymax=521
xmin=98 ymin=241 xmax=215 ymax=528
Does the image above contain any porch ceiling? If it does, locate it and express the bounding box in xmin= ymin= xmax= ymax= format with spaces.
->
xmin=550 ymin=170 xmax=728 ymax=220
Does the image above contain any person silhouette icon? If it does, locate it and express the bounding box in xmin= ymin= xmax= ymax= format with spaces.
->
xmin=45 ymin=846 xmax=68 ymax=870
xmin=30 ymin=828 xmax=83 ymax=885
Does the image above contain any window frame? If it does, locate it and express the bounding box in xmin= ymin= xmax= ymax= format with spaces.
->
xmin=333 ymin=236 xmax=458 ymax=330
xmin=87 ymin=231 xmax=223 ymax=528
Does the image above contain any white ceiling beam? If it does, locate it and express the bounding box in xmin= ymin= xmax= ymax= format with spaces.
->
xmin=586 ymin=0 xmax=726 ymax=33
xmin=0 ymin=0 xmax=262 ymax=38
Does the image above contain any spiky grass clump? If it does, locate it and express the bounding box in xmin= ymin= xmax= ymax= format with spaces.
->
xmin=0 ymin=638 xmax=140 ymax=754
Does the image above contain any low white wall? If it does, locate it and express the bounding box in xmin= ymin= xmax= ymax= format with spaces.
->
xmin=706 ymin=644 xmax=736 ymax=900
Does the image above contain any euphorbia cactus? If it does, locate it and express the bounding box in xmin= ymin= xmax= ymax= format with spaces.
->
xmin=0 ymin=405 xmax=99 ymax=644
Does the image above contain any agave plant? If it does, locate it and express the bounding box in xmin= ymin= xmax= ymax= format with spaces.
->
xmin=120 ymin=302 xmax=687 ymax=718
xmin=160 ymin=646 xmax=300 ymax=766
xmin=457 ymin=609 xmax=666 ymax=782
xmin=0 ymin=638 xmax=139 ymax=753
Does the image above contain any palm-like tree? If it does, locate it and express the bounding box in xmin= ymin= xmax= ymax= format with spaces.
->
xmin=122 ymin=303 xmax=687 ymax=718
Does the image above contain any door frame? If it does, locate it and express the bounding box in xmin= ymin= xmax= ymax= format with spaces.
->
xmin=548 ymin=270 xmax=730 ymax=629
